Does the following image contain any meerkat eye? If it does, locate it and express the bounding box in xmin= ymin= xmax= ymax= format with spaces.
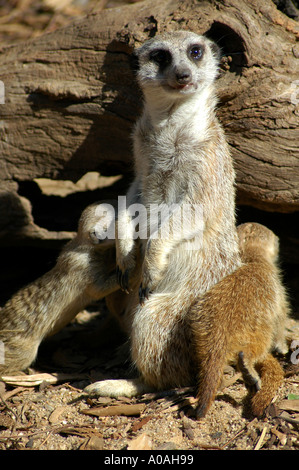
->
xmin=149 ymin=49 xmax=171 ymax=67
xmin=189 ymin=44 xmax=204 ymax=61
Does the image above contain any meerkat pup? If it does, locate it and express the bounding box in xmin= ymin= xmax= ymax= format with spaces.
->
xmin=189 ymin=222 xmax=289 ymax=418
xmin=85 ymin=31 xmax=242 ymax=398
xmin=0 ymin=203 xmax=121 ymax=375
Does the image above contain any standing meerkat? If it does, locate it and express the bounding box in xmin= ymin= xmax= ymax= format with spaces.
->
xmin=85 ymin=31 xmax=242 ymax=398
xmin=190 ymin=222 xmax=289 ymax=418
xmin=0 ymin=203 xmax=122 ymax=375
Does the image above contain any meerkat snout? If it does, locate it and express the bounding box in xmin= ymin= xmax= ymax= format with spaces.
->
xmin=174 ymin=65 xmax=192 ymax=86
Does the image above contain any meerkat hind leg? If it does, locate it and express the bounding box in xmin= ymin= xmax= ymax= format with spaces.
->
xmin=251 ymin=354 xmax=284 ymax=417
xmin=237 ymin=351 xmax=284 ymax=417
xmin=84 ymin=378 xmax=155 ymax=398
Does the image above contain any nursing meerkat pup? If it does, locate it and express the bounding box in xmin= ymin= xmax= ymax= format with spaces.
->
xmin=85 ymin=31 xmax=242 ymax=398
xmin=190 ymin=222 xmax=289 ymax=418
xmin=0 ymin=203 xmax=121 ymax=375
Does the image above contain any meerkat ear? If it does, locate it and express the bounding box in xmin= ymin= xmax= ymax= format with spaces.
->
xmin=129 ymin=51 xmax=140 ymax=75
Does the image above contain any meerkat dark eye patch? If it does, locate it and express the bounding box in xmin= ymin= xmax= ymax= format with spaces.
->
xmin=189 ymin=44 xmax=204 ymax=61
xmin=149 ymin=49 xmax=172 ymax=67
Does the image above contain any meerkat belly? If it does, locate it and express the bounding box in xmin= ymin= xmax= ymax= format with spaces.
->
xmin=131 ymin=289 xmax=196 ymax=388
xmin=142 ymin=166 xmax=183 ymax=203
xmin=156 ymin=237 xmax=236 ymax=294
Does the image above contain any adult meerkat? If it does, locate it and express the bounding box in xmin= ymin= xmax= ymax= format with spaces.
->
xmin=85 ymin=31 xmax=242 ymax=398
xmin=190 ymin=222 xmax=289 ymax=418
xmin=0 ymin=203 xmax=122 ymax=375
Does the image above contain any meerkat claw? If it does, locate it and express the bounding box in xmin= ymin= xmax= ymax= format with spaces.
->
xmin=116 ymin=266 xmax=130 ymax=293
xmin=123 ymin=269 xmax=129 ymax=293
xmin=139 ymin=285 xmax=151 ymax=304
xmin=116 ymin=265 xmax=123 ymax=289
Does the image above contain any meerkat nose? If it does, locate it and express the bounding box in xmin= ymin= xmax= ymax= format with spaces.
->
xmin=175 ymin=68 xmax=192 ymax=85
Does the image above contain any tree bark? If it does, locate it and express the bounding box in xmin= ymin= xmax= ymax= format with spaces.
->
xmin=0 ymin=0 xmax=298 ymax=243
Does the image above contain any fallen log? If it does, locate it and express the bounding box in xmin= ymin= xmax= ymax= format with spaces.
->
xmin=0 ymin=0 xmax=298 ymax=245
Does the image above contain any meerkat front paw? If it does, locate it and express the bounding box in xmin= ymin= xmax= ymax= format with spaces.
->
xmin=115 ymin=220 xmax=138 ymax=293
xmin=89 ymin=229 xmax=111 ymax=245
xmin=139 ymin=283 xmax=151 ymax=305
xmin=116 ymin=251 xmax=137 ymax=293
xmin=139 ymin=265 xmax=162 ymax=304
xmin=139 ymin=265 xmax=154 ymax=304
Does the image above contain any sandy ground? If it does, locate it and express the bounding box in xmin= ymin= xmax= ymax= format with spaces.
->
xmin=0 ymin=0 xmax=298 ymax=454
xmin=1 ymin=308 xmax=299 ymax=452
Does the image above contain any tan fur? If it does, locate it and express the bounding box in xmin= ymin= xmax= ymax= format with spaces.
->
xmin=189 ymin=222 xmax=289 ymax=418
xmin=0 ymin=203 xmax=120 ymax=375
xmin=85 ymin=32 xmax=242 ymax=397
xmin=124 ymin=32 xmax=241 ymax=390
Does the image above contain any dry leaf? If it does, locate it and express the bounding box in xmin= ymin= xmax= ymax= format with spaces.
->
xmin=127 ymin=433 xmax=153 ymax=450
xmin=278 ymin=399 xmax=299 ymax=412
xmin=131 ymin=416 xmax=151 ymax=433
xmin=278 ymin=411 xmax=299 ymax=426
xmin=0 ymin=373 xmax=58 ymax=387
xmin=254 ymin=425 xmax=268 ymax=450
xmin=0 ymin=381 xmax=6 ymax=396
xmin=48 ymin=406 xmax=67 ymax=424
xmin=0 ymin=372 xmax=86 ymax=387
xmin=58 ymin=425 xmax=103 ymax=438
xmin=3 ymin=387 xmax=27 ymax=401
xmin=0 ymin=414 xmax=15 ymax=429
xmin=271 ymin=427 xmax=287 ymax=446
xmin=80 ymin=436 xmax=104 ymax=450
xmin=81 ymin=403 xmax=146 ymax=417
xmin=182 ymin=417 xmax=195 ymax=440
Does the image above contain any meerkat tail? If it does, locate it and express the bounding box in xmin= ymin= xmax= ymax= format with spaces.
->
xmin=193 ymin=329 xmax=228 ymax=419
xmin=195 ymin=357 xmax=228 ymax=418
xmin=250 ymin=353 xmax=284 ymax=417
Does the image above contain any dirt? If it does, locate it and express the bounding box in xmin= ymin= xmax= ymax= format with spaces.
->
xmin=1 ymin=0 xmax=299 ymax=454
xmin=0 ymin=307 xmax=299 ymax=452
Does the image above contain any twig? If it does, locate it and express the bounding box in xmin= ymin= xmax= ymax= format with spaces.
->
xmin=220 ymin=425 xmax=248 ymax=449
xmin=39 ymin=431 xmax=55 ymax=448
xmin=0 ymin=392 xmax=18 ymax=423
xmin=3 ymin=386 xmax=27 ymax=401
xmin=254 ymin=425 xmax=268 ymax=450
xmin=275 ymin=411 xmax=299 ymax=427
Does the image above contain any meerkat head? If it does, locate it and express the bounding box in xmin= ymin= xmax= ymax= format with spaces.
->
xmin=77 ymin=202 xmax=116 ymax=247
xmin=132 ymin=31 xmax=220 ymax=98
xmin=237 ymin=222 xmax=280 ymax=264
